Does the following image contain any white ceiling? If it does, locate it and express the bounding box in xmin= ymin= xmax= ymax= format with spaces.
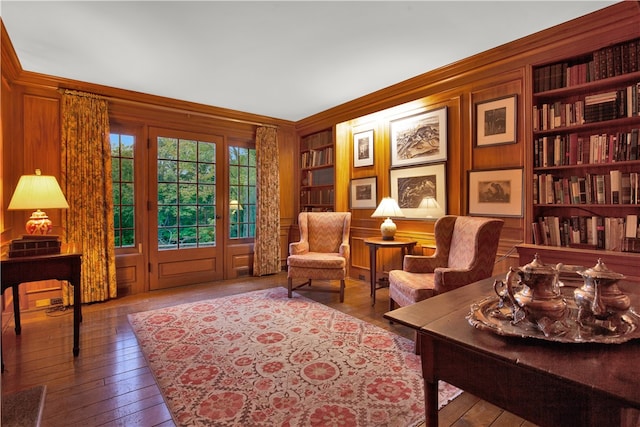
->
xmin=1 ymin=1 xmax=617 ymax=122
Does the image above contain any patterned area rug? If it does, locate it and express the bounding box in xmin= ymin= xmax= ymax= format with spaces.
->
xmin=128 ymin=287 xmax=461 ymax=426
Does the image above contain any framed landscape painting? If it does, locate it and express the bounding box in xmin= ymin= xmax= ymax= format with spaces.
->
xmin=475 ymin=95 xmax=517 ymax=147
xmin=350 ymin=176 xmax=377 ymax=209
xmin=468 ymin=168 xmax=523 ymax=217
xmin=390 ymin=107 xmax=447 ymax=167
xmin=390 ymin=163 xmax=446 ymax=219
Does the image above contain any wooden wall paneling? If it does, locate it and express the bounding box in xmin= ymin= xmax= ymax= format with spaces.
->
xmin=333 ymin=125 xmax=349 ymax=213
xmin=114 ymin=253 xmax=143 ymax=297
xmin=467 ymin=73 xmax=527 ymax=269
xmin=18 ymin=93 xmax=63 ymax=309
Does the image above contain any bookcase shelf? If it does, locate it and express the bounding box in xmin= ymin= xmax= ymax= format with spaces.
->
xmin=526 ymin=37 xmax=640 ymax=268
xmin=299 ymin=129 xmax=335 ymax=212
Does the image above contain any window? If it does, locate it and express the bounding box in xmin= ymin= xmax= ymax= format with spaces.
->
xmin=228 ymin=145 xmax=256 ymax=239
xmin=157 ymin=137 xmax=216 ymax=249
xmin=110 ymin=133 xmax=135 ymax=248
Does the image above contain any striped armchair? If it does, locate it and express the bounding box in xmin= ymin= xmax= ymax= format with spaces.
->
xmin=389 ymin=215 xmax=503 ymax=310
xmin=287 ymin=212 xmax=351 ymax=302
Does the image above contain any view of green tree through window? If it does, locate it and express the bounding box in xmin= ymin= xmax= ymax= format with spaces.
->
xmin=110 ymin=133 xmax=135 ymax=248
xmin=157 ymin=137 xmax=216 ymax=249
xmin=229 ymin=145 xmax=256 ymax=239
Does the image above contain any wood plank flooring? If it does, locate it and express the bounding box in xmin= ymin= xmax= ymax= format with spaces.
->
xmin=2 ymin=273 xmax=536 ymax=426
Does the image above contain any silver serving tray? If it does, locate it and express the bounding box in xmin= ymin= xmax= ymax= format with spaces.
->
xmin=467 ymin=293 xmax=640 ymax=344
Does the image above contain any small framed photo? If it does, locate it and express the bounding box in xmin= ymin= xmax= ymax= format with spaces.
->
xmin=475 ymin=95 xmax=517 ymax=147
xmin=353 ymin=129 xmax=374 ymax=168
xmin=468 ymin=168 xmax=523 ymax=217
xmin=390 ymin=107 xmax=447 ymax=167
xmin=350 ymin=176 xmax=377 ymax=209
xmin=390 ymin=163 xmax=446 ymax=219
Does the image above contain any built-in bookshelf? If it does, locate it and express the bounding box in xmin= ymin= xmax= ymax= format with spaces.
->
xmin=522 ymin=38 xmax=640 ymax=278
xmin=299 ymin=129 xmax=334 ymax=212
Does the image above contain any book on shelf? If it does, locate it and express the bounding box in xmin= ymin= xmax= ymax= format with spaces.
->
xmin=626 ymin=214 xmax=639 ymax=238
xmin=534 ymin=129 xmax=638 ymax=167
xmin=533 ymin=38 xmax=640 ymax=93
xmin=533 ymin=172 xmax=639 ymax=206
xmin=533 ymin=83 xmax=639 ymax=130
xmin=301 ymin=130 xmax=332 ymax=151
xmin=534 ymin=215 xmax=635 ymax=252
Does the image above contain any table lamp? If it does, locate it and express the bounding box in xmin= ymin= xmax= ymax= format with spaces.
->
xmin=371 ymin=197 xmax=404 ymax=240
xmin=8 ymin=169 xmax=70 ymax=235
xmin=418 ymin=196 xmax=440 ymax=218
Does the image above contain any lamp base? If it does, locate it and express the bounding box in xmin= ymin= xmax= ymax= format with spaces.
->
xmin=26 ymin=209 xmax=52 ymax=235
xmin=380 ymin=218 xmax=397 ymax=241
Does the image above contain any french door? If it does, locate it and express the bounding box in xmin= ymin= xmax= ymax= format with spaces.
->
xmin=148 ymin=128 xmax=225 ymax=290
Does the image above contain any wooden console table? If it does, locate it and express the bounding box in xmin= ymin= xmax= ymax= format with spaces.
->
xmin=1 ymin=251 xmax=82 ymax=371
xmin=385 ymin=274 xmax=640 ymax=427
xmin=364 ymin=237 xmax=416 ymax=305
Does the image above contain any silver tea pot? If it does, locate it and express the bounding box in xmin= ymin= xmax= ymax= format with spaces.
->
xmin=575 ymin=259 xmax=629 ymax=320
xmin=495 ymin=254 xmax=567 ymax=322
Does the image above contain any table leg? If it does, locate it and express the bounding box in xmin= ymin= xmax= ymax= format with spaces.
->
xmin=369 ymin=246 xmax=378 ymax=305
xmin=72 ymin=268 xmax=82 ymax=357
xmin=424 ymin=379 xmax=439 ymax=427
xmin=12 ymin=285 xmax=21 ymax=335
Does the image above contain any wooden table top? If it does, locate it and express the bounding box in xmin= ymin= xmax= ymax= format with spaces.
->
xmin=385 ymin=274 xmax=640 ymax=409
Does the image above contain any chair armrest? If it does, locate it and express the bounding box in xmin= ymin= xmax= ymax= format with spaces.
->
xmin=433 ymin=267 xmax=480 ymax=293
xmin=403 ymin=255 xmax=442 ymax=273
xmin=339 ymin=243 xmax=350 ymax=261
xmin=289 ymin=241 xmax=309 ymax=255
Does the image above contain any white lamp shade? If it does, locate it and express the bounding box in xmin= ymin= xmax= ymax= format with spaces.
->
xmin=371 ymin=197 xmax=404 ymax=218
xmin=418 ymin=196 xmax=440 ymax=210
xmin=8 ymin=170 xmax=70 ymax=210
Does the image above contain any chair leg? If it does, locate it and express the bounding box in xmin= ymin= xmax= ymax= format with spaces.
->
xmin=287 ymin=277 xmax=293 ymax=298
xmin=339 ymin=279 xmax=345 ymax=303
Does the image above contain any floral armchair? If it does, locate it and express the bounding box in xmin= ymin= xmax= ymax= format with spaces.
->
xmin=388 ymin=215 xmax=503 ymax=310
xmin=287 ymin=212 xmax=351 ymax=302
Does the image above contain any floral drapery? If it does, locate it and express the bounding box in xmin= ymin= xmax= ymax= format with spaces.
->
xmin=61 ymin=90 xmax=117 ymax=303
xmin=253 ymin=126 xmax=281 ymax=276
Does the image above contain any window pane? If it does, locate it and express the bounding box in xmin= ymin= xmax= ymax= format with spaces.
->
xmin=228 ymin=144 xmax=256 ymax=239
xmin=158 ymin=137 xmax=217 ymax=250
xmin=110 ymin=132 xmax=136 ymax=248
xmin=179 ymin=139 xmax=197 ymax=161
xmin=158 ymin=137 xmax=178 ymax=160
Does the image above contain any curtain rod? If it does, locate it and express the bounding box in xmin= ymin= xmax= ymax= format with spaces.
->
xmin=59 ymin=88 xmax=279 ymax=129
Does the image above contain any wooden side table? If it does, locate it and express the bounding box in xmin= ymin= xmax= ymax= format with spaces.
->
xmin=364 ymin=237 xmax=416 ymax=305
xmin=1 ymin=251 xmax=82 ymax=372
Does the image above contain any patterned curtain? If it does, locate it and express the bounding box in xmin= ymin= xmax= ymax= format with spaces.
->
xmin=60 ymin=90 xmax=117 ymax=303
xmin=253 ymin=126 xmax=281 ymax=276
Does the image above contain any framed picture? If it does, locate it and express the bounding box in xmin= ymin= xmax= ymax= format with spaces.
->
xmin=350 ymin=176 xmax=377 ymax=209
xmin=390 ymin=163 xmax=446 ymax=219
xmin=475 ymin=95 xmax=517 ymax=147
xmin=390 ymin=107 xmax=447 ymax=167
xmin=353 ymin=129 xmax=374 ymax=167
xmin=468 ymin=168 xmax=523 ymax=217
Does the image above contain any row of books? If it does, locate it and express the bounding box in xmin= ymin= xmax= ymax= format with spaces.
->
xmin=533 ymin=130 xmax=639 ymax=168
xmin=532 ymin=215 xmax=640 ymax=252
xmin=301 ymin=130 xmax=332 ymax=151
xmin=533 ymin=37 xmax=640 ymax=92
xmin=533 ymin=171 xmax=640 ymax=206
xmin=301 ymin=167 xmax=334 ymax=187
xmin=532 ymin=83 xmax=640 ymax=131
xmin=300 ymin=147 xmax=333 ymax=168
xmin=300 ymin=188 xmax=334 ymax=206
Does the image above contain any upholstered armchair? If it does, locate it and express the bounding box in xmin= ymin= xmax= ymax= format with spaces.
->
xmin=388 ymin=215 xmax=503 ymax=310
xmin=287 ymin=212 xmax=351 ymax=302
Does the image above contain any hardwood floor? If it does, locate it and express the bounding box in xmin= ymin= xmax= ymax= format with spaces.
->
xmin=2 ymin=273 xmax=536 ymax=427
